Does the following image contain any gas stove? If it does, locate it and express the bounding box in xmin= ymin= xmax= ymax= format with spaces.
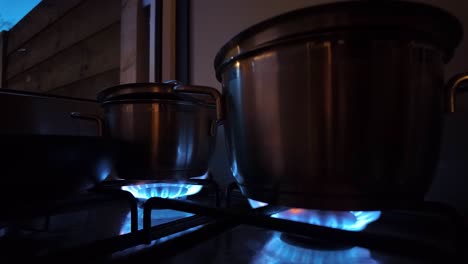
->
xmin=0 ymin=176 xmax=465 ymax=263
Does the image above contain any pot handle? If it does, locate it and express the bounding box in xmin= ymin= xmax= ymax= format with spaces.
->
xmin=163 ymin=79 xmax=183 ymax=86
xmin=70 ymin=112 xmax=104 ymax=136
xmin=173 ymin=84 xmax=224 ymax=123
xmin=446 ymin=72 xmax=468 ymax=112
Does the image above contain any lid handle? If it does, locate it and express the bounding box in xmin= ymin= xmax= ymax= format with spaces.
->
xmin=173 ymin=84 xmax=224 ymax=123
xmin=163 ymin=80 xmax=183 ymax=86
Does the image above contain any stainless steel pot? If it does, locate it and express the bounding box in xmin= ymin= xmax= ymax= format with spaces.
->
xmin=97 ymin=82 xmax=222 ymax=180
xmin=214 ymin=1 xmax=468 ymax=210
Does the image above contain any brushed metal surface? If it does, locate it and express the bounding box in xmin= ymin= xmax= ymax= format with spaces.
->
xmin=219 ymin=38 xmax=450 ymax=209
xmin=103 ymin=99 xmax=217 ymax=180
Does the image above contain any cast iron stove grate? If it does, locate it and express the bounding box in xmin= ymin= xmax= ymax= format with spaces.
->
xmin=36 ymin=181 xmax=466 ymax=263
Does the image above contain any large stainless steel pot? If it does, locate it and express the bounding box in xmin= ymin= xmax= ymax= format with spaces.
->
xmin=97 ymin=82 xmax=222 ymax=180
xmin=214 ymin=1 xmax=468 ymax=210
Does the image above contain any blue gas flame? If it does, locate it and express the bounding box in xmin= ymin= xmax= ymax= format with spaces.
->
xmin=121 ymin=183 xmax=204 ymax=200
xmin=121 ymin=173 xmax=208 ymax=200
xmin=253 ymin=233 xmax=379 ymax=264
xmin=119 ymin=173 xmax=208 ymax=234
xmin=248 ymin=199 xmax=381 ymax=232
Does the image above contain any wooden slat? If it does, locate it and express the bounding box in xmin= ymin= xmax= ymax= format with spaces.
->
xmin=175 ymin=0 xmax=190 ymax=84
xmin=47 ymin=68 xmax=119 ymax=99
xmin=120 ymin=0 xmax=148 ymax=83
xmin=6 ymin=23 xmax=120 ymax=92
xmin=161 ymin=0 xmax=176 ymax=81
xmin=7 ymin=0 xmax=120 ymax=79
xmin=0 ymin=31 xmax=7 ymax=88
xmin=7 ymin=0 xmax=83 ymax=54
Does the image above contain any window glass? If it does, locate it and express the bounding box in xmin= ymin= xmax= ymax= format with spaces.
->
xmin=0 ymin=0 xmax=41 ymax=30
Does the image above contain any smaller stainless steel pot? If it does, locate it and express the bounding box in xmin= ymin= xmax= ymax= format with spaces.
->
xmin=96 ymin=82 xmax=222 ymax=181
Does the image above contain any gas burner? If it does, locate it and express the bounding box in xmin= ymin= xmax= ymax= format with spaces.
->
xmin=248 ymin=199 xmax=381 ymax=231
xmin=121 ymin=183 xmax=204 ymax=200
xmin=118 ymin=173 xmax=210 ymax=234
xmin=120 ymin=172 xmax=209 ymax=200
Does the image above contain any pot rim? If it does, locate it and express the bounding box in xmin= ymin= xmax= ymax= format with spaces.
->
xmin=101 ymin=98 xmax=216 ymax=109
xmin=97 ymin=82 xmax=175 ymax=102
xmin=214 ymin=1 xmax=463 ymax=81
xmin=97 ymin=82 xmax=216 ymax=106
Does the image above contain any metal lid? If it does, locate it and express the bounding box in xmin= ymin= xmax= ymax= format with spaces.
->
xmin=97 ymin=82 xmax=215 ymax=105
xmin=97 ymin=82 xmax=180 ymax=102
xmin=214 ymin=0 xmax=463 ymax=81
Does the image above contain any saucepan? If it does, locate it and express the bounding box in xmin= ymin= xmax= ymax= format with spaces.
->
xmin=213 ymin=1 xmax=468 ymax=210
xmin=81 ymin=81 xmax=222 ymax=181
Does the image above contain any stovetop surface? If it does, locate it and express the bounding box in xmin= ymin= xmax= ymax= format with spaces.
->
xmin=162 ymin=225 xmax=427 ymax=264
xmin=0 ymin=181 xmax=465 ymax=264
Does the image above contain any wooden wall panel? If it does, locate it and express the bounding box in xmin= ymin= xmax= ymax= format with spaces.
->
xmin=7 ymin=0 xmax=120 ymax=79
xmin=120 ymin=0 xmax=148 ymax=83
xmin=47 ymin=68 xmax=119 ymax=99
xmin=161 ymin=0 xmax=176 ymax=81
xmin=0 ymin=31 xmax=6 ymax=88
xmin=6 ymin=23 xmax=120 ymax=92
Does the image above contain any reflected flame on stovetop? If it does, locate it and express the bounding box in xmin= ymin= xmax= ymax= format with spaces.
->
xmin=119 ymin=173 xmax=208 ymax=234
xmin=248 ymin=199 xmax=381 ymax=232
xmin=254 ymin=233 xmax=379 ymax=264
